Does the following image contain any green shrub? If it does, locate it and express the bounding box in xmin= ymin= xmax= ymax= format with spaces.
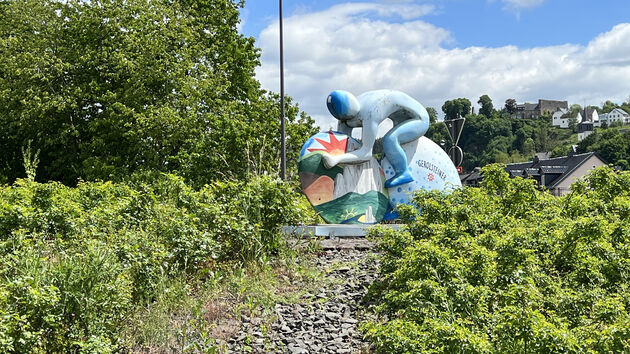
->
xmin=0 ymin=174 xmax=310 ymax=352
xmin=364 ymin=165 xmax=630 ymax=353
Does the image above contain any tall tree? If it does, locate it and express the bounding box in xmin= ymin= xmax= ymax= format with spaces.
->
xmin=477 ymin=95 xmax=494 ymax=117
xmin=601 ymin=100 xmax=618 ymax=113
xmin=442 ymin=98 xmax=471 ymax=120
xmin=568 ymin=116 xmax=578 ymax=133
xmin=426 ymin=107 xmax=438 ymax=124
xmin=0 ymin=0 xmax=315 ymax=185
xmin=569 ymin=104 xmax=583 ymax=117
xmin=504 ymin=99 xmax=517 ymax=115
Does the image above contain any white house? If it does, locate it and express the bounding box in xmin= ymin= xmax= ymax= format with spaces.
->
xmin=584 ymin=108 xmax=600 ymax=127
xmin=552 ymin=109 xmax=582 ymax=128
xmin=600 ymin=108 xmax=630 ymax=126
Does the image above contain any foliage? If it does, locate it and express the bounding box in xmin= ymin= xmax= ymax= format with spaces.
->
xmin=426 ymin=107 xmax=438 ymax=124
xmin=569 ymin=104 xmax=583 ymax=117
xmin=435 ymin=94 xmax=628 ymax=172
xmin=577 ymin=127 xmax=630 ymax=169
xmin=0 ymin=175 xmax=314 ymax=351
xmin=504 ymin=99 xmax=517 ymax=115
xmin=0 ymin=0 xmax=316 ymax=186
xmin=442 ymin=98 xmax=471 ymax=120
xmin=425 ymin=122 xmax=450 ymax=148
xmin=452 ymin=109 xmax=574 ymax=171
xmin=568 ymin=116 xmax=578 ymax=133
xmin=601 ymin=100 xmax=618 ymax=113
xmin=21 ymin=141 xmax=40 ymax=182
xmin=364 ymin=165 xmax=630 ymax=353
xmin=477 ymin=95 xmax=494 ymax=118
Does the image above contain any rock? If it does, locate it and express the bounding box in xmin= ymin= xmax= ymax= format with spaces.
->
xmin=288 ymin=344 xmax=308 ymax=354
xmin=227 ymin=249 xmax=378 ymax=353
xmin=281 ymin=325 xmax=292 ymax=333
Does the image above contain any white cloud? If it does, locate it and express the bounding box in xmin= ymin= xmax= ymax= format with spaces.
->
xmin=256 ymin=3 xmax=630 ymax=131
xmin=500 ymin=0 xmax=545 ymax=10
xmin=493 ymin=0 xmax=545 ymax=17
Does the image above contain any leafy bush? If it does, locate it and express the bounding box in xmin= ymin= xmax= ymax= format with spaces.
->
xmin=0 ymin=174 xmax=311 ymax=351
xmin=364 ymin=165 xmax=630 ymax=353
xmin=0 ymin=0 xmax=317 ymax=186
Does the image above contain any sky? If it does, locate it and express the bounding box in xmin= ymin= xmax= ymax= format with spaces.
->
xmin=240 ymin=0 xmax=630 ymax=130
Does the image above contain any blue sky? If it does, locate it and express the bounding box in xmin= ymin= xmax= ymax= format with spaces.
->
xmin=240 ymin=0 xmax=630 ymax=128
xmin=243 ymin=0 xmax=630 ymax=49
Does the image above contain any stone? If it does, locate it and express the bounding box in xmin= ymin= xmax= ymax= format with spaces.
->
xmin=227 ymin=249 xmax=377 ymax=353
xmin=281 ymin=325 xmax=292 ymax=333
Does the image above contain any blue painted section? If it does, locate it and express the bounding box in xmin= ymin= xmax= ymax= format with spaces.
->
xmin=326 ymin=90 xmax=359 ymax=120
xmin=382 ymin=119 xmax=429 ymax=187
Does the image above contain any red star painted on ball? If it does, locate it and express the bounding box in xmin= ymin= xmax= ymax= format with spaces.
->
xmin=307 ymin=131 xmax=348 ymax=156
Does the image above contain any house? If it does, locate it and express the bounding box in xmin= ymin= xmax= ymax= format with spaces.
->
xmin=576 ymin=107 xmax=599 ymax=140
xmin=552 ymin=109 xmax=582 ymax=128
xmin=460 ymin=167 xmax=482 ymax=187
xmin=582 ymin=107 xmax=600 ymax=127
xmin=505 ymin=151 xmax=607 ymax=196
xmin=577 ymin=120 xmax=594 ymax=141
xmin=516 ymin=99 xmax=568 ymax=119
xmin=599 ymin=108 xmax=630 ymax=126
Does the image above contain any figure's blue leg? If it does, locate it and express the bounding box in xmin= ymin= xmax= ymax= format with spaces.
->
xmin=383 ymin=119 xmax=428 ymax=188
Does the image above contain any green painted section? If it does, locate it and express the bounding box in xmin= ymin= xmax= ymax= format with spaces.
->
xmin=298 ymin=152 xmax=343 ymax=180
xmin=314 ymin=190 xmax=390 ymax=224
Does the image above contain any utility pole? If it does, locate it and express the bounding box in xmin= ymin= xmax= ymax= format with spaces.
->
xmin=279 ymin=0 xmax=286 ymax=180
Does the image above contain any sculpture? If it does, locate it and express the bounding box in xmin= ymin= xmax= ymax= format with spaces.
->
xmin=299 ymin=90 xmax=461 ymax=224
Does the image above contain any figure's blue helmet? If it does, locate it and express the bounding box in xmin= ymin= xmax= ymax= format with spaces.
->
xmin=327 ymin=90 xmax=360 ymax=120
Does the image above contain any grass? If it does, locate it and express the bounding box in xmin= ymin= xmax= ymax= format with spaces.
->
xmin=122 ymin=245 xmax=330 ymax=353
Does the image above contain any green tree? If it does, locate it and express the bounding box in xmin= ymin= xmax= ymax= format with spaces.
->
xmin=569 ymin=104 xmax=583 ymax=117
xmin=568 ymin=116 xmax=578 ymax=133
xmin=0 ymin=0 xmax=315 ymax=186
xmin=504 ymin=98 xmax=517 ymax=115
xmin=365 ymin=165 xmax=630 ymax=353
xmin=477 ymin=94 xmax=494 ymax=117
xmin=425 ymin=123 xmax=449 ymax=149
xmin=601 ymin=100 xmax=618 ymax=113
xmin=426 ymin=107 xmax=438 ymax=124
xmin=442 ymin=98 xmax=471 ymax=120
xmin=577 ymin=128 xmax=630 ymax=168
xmin=521 ymin=137 xmax=535 ymax=157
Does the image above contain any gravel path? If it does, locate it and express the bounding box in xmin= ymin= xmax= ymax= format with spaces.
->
xmin=227 ymin=246 xmax=378 ymax=353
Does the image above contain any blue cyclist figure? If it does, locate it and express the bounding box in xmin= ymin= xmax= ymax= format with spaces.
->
xmin=322 ymin=89 xmax=430 ymax=188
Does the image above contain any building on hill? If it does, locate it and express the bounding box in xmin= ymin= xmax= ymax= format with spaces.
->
xmin=552 ymin=108 xmax=582 ymax=128
xmin=505 ymin=151 xmax=607 ymax=196
xmin=516 ymin=99 xmax=568 ymax=119
xmin=460 ymin=167 xmax=482 ymax=187
xmin=578 ymin=120 xmax=594 ymax=141
xmin=599 ymin=108 xmax=630 ymax=126
xmin=583 ymin=107 xmax=600 ymax=126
